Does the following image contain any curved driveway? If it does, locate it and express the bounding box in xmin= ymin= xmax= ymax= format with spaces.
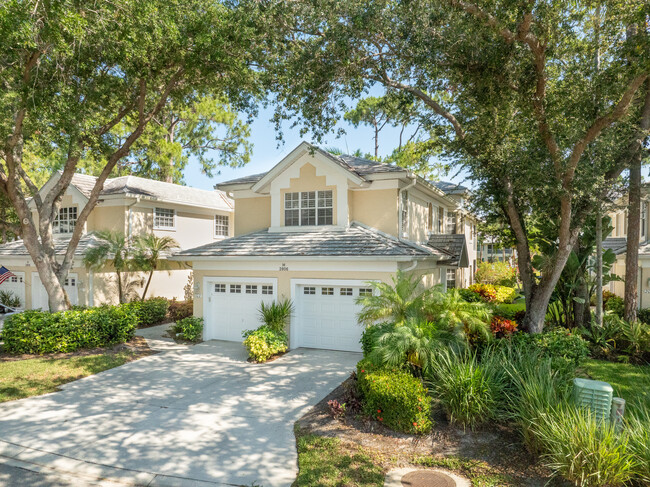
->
xmin=0 ymin=338 xmax=360 ymax=486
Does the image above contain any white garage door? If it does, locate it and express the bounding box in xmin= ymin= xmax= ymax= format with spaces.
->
xmin=0 ymin=271 xmax=25 ymax=309
xmin=293 ymin=281 xmax=372 ymax=352
xmin=32 ymin=272 xmax=79 ymax=310
xmin=204 ymin=278 xmax=277 ymax=341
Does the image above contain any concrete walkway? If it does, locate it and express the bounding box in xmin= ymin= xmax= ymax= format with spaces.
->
xmin=0 ymin=335 xmax=361 ymax=486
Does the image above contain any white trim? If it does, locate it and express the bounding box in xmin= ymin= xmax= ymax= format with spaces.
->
xmin=175 ymin=255 xmax=425 ymax=263
xmin=290 ymin=278 xmax=374 ymax=349
xmin=204 ymin=276 xmax=279 ymax=285
xmin=191 ymin=259 xmax=399 ymax=272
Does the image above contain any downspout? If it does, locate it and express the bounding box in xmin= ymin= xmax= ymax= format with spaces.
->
xmin=398 ymin=175 xmax=417 ymax=241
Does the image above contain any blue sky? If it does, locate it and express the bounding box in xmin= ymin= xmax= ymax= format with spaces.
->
xmin=182 ymin=103 xmax=470 ymax=191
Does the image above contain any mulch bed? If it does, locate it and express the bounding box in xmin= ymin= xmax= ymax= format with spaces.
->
xmin=0 ymin=336 xmax=156 ymax=362
xmin=297 ymin=375 xmax=567 ymax=486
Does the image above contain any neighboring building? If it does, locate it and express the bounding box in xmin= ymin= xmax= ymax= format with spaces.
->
xmin=0 ymin=173 xmax=233 ymax=310
xmin=173 ymin=142 xmax=475 ymax=352
xmin=602 ymin=187 xmax=650 ymax=308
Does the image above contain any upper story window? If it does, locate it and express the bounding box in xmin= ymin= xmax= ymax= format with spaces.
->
xmin=53 ymin=206 xmax=78 ymax=234
xmin=154 ymin=207 xmax=175 ymax=229
xmin=215 ymin=215 xmax=229 ymax=237
xmin=447 ymin=211 xmax=457 ymax=234
xmin=401 ymin=191 xmax=409 ymax=237
xmin=284 ymin=190 xmax=333 ymax=226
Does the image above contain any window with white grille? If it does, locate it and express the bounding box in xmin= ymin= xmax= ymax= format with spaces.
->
xmin=303 ymin=286 xmax=316 ymax=295
xmin=215 ymin=215 xmax=229 ymax=237
xmin=262 ymin=285 xmax=273 ymax=295
xmin=154 ymin=208 xmax=175 ymax=229
xmin=230 ymin=284 xmax=241 ymax=294
xmin=215 ymin=284 xmax=226 ymax=293
xmin=359 ymin=288 xmax=373 ymax=297
xmin=340 ymin=288 xmax=353 ymax=296
xmin=245 ymin=285 xmax=258 ymax=294
xmin=446 ymin=269 xmax=456 ymax=289
xmin=321 ymin=287 xmax=334 ymax=295
xmin=284 ymin=190 xmax=333 ymax=226
xmin=53 ymin=207 xmax=78 ymax=234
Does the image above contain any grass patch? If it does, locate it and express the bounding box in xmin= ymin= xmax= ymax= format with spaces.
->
xmin=580 ymin=359 xmax=650 ymax=412
xmin=0 ymin=352 xmax=137 ymax=402
xmin=294 ymin=434 xmax=384 ymax=487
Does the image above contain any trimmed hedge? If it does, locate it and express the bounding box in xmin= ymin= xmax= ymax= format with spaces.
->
xmin=242 ymin=325 xmax=288 ymax=362
xmin=467 ymin=284 xmax=516 ymax=304
xmin=1 ymin=306 xmax=138 ymax=354
xmin=356 ymin=359 xmax=432 ymax=434
xmin=168 ymin=299 xmax=193 ymax=322
xmin=124 ymin=297 xmax=169 ymax=327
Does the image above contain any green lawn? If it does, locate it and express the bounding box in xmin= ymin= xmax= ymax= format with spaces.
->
xmin=293 ymin=434 xmax=384 ymax=487
xmin=580 ymin=359 xmax=650 ymax=412
xmin=0 ymin=352 xmax=136 ymax=403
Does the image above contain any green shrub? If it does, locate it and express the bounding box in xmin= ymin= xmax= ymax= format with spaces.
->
xmin=360 ymin=322 xmax=395 ymax=357
xmin=427 ymin=350 xmax=507 ymax=430
xmin=168 ymin=299 xmax=193 ymax=322
xmin=259 ymin=299 xmax=294 ymax=332
xmin=458 ymin=288 xmax=482 ymax=303
xmin=1 ymin=306 xmax=138 ymax=354
xmin=627 ymin=408 xmax=650 ymax=484
xmin=467 ymin=283 xmax=516 ymax=304
xmin=491 ymin=302 xmax=525 ymax=321
xmin=242 ymin=325 xmax=288 ymax=362
xmin=125 ymin=297 xmax=169 ymax=326
xmin=357 ymin=359 xmax=432 ymax=434
xmin=503 ymin=328 xmax=589 ymax=373
xmin=0 ymin=290 xmax=21 ymax=310
xmin=474 ymin=261 xmax=517 ymax=287
xmin=172 ymin=316 xmax=203 ymax=342
xmin=535 ymin=407 xmax=636 ymax=487
xmin=605 ymin=295 xmax=624 ymax=317
xmin=638 ymin=308 xmax=650 ymax=326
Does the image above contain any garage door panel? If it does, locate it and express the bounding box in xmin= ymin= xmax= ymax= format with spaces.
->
xmin=294 ymin=283 xmax=367 ymax=352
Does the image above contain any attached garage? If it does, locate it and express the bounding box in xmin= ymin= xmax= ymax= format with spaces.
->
xmin=291 ymin=279 xmax=370 ymax=352
xmin=0 ymin=271 xmax=25 ymax=309
xmin=203 ymin=277 xmax=277 ymax=341
xmin=32 ymin=272 xmax=79 ymax=310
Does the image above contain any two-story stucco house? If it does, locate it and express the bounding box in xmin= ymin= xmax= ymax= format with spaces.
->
xmin=0 ymin=173 xmax=233 ymax=310
xmin=602 ymin=185 xmax=650 ymax=308
xmin=173 ymin=142 xmax=474 ymax=352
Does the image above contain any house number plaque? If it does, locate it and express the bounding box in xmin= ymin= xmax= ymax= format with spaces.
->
xmin=279 ymin=263 xmax=289 ymax=271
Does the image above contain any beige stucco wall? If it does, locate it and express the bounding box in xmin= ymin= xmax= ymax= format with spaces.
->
xmin=349 ymin=189 xmax=398 ymax=236
xmin=407 ymin=190 xmax=433 ymax=243
xmin=91 ymin=267 xmax=191 ymax=305
xmin=87 ymin=205 xmax=126 ymax=233
xmin=234 ymin=196 xmax=271 ymax=235
xmin=280 ymin=163 xmax=338 ymax=226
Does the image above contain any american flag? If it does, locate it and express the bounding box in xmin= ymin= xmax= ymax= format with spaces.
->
xmin=0 ymin=266 xmax=15 ymax=285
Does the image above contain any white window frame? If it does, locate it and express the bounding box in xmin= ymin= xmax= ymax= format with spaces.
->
xmin=53 ymin=206 xmax=78 ymax=234
xmin=214 ymin=214 xmax=229 ymax=238
xmin=446 ymin=269 xmax=456 ymax=290
xmin=154 ymin=207 xmax=176 ymax=230
xmin=284 ymin=190 xmax=333 ymax=227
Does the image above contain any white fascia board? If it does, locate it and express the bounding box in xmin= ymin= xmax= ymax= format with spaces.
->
xmin=172 ymin=255 xmax=422 ymax=263
xmin=190 ymin=258 xmax=401 ymax=273
xmin=216 ymin=182 xmax=257 ymax=192
xmin=126 ymin=197 xmax=232 ymax=214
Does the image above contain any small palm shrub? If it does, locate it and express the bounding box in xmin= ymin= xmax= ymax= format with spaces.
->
xmin=242 ymin=325 xmax=288 ymax=362
xmin=172 ymin=316 xmax=203 ymax=342
xmin=619 ymin=319 xmax=650 ymax=362
xmin=427 ymin=350 xmax=507 ymax=430
xmin=259 ymin=299 xmax=294 ymax=332
xmin=356 ymin=271 xmax=430 ymax=325
xmin=357 ymin=359 xmax=432 ymax=434
xmin=0 ymin=290 xmax=21 ymax=310
xmin=360 ymin=322 xmax=395 ymax=357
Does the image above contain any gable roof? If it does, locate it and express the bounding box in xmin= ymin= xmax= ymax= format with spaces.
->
xmin=66 ymin=173 xmax=232 ymax=210
xmin=217 ymin=143 xmax=406 ymax=190
xmin=431 ymin=181 xmax=469 ymax=195
xmin=173 ymin=222 xmax=440 ymax=259
xmin=426 ymin=234 xmax=469 ymax=267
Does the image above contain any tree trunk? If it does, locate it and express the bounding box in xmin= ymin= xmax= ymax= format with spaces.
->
xmin=34 ymin=258 xmax=69 ymax=312
xmin=595 ymin=208 xmax=603 ymax=326
xmin=141 ymin=270 xmax=154 ymax=301
xmin=117 ymin=270 xmax=124 ymax=304
xmin=625 ymin=156 xmax=641 ymax=321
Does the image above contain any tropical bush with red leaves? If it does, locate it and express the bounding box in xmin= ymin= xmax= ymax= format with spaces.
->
xmin=490 ymin=316 xmax=518 ymax=338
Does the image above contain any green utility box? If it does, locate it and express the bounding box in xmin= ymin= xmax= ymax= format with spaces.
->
xmin=572 ymin=378 xmax=613 ymax=422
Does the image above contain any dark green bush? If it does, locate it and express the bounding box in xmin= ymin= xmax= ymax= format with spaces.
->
xmin=356 ymin=359 xmax=432 ymax=434
xmin=168 ymin=299 xmax=193 ymax=322
xmin=125 ymin=297 xmax=169 ymax=326
xmin=605 ymin=295 xmax=624 ymax=317
xmin=360 ymin=322 xmax=395 ymax=357
xmin=458 ymin=288 xmax=482 ymax=303
xmin=172 ymin=316 xmax=203 ymax=342
xmin=242 ymin=325 xmax=288 ymax=362
xmin=1 ymin=305 xmax=138 ymax=354
xmin=638 ymin=308 xmax=650 ymax=326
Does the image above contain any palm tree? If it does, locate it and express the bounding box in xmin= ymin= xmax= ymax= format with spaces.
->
xmin=133 ymin=234 xmax=179 ymax=301
xmin=356 ymin=271 xmax=430 ymax=326
xmin=425 ymin=288 xmax=493 ymax=343
xmin=83 ymin=231 xmax=133 ymax=303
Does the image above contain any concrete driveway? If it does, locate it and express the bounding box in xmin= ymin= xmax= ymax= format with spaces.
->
xmin=0 ymin=338 xmax=360 ymax=487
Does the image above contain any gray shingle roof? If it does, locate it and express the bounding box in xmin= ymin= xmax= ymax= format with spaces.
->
xmin=174 ymin=222 xmax=437 ymax=258
xmin=69 ymin=173 xmax=232 ymax=210
xmin=426 ymin=234 xmax=468 ymax=267
xmin=217 ymin=145 xmax=405 ymax=188
xmin=0 ymin=234 xmax=104 ymax=257
xmin=602 ymin=237 xmax=628 ymax=255
xmin=431 ymin=181 xmax=469 ymax=195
